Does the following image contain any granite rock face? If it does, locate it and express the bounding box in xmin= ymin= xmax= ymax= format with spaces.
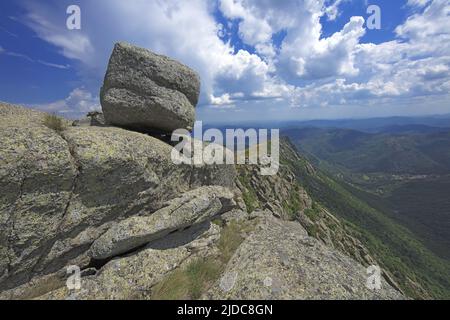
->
xmin=100 ymin=42 xmax=200 ymax=133
xmin=0 ymin=103 xmax=235 ymax=294
xmin=236 ymin=140 xmax=403 ymax=293
xmin=205 ymin=214 xmax=405 ymax=300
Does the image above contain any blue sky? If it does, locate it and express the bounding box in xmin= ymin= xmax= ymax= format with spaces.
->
xmin=0 ymin=0 xmax=449 ymax=122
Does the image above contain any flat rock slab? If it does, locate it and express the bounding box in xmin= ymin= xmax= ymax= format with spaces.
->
xmin=89 ymin=186 xmax=235 ymax=260
xmin=205 ymin=215 xmax=405 ymax=300
xmin=37 ymin=222 xmax=221 ymax=300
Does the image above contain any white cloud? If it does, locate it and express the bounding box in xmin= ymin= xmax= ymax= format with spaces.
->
xmin=0 ymin=44 xmax=71 ymax=69
xmin=397 ymin=0 xmax=450 ymax=39
xmin=325 ymin=0 xmax=348 ymax=20
xmin=406 ymin=0 xmax=432 ymax=8
xmin=280 ymin=16 xmax=366 ymax=81
xmin=210 ymin=93 xmax=233 ymax=106
xmin=219 ymin=0 xmax=365 ymax=82
xmin=36 ymin=60 xmax=70 ymax=69
xmin=32 ymin=87 xmax=100 ymax=118
xmin=23 ymin=4 xmax=94 ymax=62
xmin=21 ymin=0 xmax=274 ymax=106
xmin=284 ymin=0 xmax=450 ymax=110
xmin=219 ymin=0 xmax=274 ymax=47
xmin=2 ymin=50 xmax=34 ymax=62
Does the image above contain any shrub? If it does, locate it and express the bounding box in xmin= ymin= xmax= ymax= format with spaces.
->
xmin=43 ymin=113 xmax=66 ymax=132
xmin=151 ymin=220 xmax=253 ymax=300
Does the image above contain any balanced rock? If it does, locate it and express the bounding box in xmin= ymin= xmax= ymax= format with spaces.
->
xmin=100 ymin=42 xmax=200 ymax=133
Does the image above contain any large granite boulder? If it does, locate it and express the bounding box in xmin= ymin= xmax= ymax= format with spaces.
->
xmin=100 ymin=42 xmax=200 ymax=133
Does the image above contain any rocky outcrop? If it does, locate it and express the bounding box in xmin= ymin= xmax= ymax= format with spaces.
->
xmin=0 ymin=103 xmax=235 ymax=294
xmin=72 ymin=111 xmax=105 ymax=127
xmin=236 ymin=164 xmax=312 ymax=220
xmin=100 ymin=42 xmax=200 ymax=133
xmin=235 ymin=140 xmax=403 ymax=294
xmin=206 ymin=213 xmax=404 ymax=300
xmin=35 ymin=221 xmax=221 ymax=300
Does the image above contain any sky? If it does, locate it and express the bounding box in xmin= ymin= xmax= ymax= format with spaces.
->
xmin=0 ymin=0 xmax=449 ymax=122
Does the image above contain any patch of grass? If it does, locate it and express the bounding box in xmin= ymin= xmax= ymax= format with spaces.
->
xmin=241 ymin=191 xmax=258 ymax=213
xmin=237 ymin=173 xmax=259 ymax=213
xmin=304 ymin=202 xmax=321 ymax=221
xmin=186 ymin=259 xmax=222 ymax=299
xmin=43 ymin=113 xmax=66 ymax=132
xmin=150 ymin=267 xmax=191 ymax=300
xmin=151 ymin=220 xmax=252 ymax=300
xmin=282 ymin=185 xmax=303 ymax=220
xmin=217 ymin=220 xmax=247 ymax=263
xmin=305 ymin=224 xmax=319 ymax=238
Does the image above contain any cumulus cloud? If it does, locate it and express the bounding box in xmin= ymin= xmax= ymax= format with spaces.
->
xmin=32 ymin=87 xmax=100 ymax=119
xmin=20 ymin=0 xmax=274 ymax=106
xmin=218 ymin=0 xmax=366 ymax=83
xmin=397 ymin=0 xmax=450 ymax=39
xmin=324 ymin=0 xmax=351 ymax=21
xmin=406 ymin=0 xmax=432 ymax=8
xmin=210 ymin=93 xmax=234 ymax=106
xmin=286 ymin=0 xmax=450 ymax=109
xmin=281 ymin=16 xmax=366 ymax=81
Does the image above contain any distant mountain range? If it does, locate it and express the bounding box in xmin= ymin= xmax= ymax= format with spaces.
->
xmin=284 ymin=127 xmax=450 ymax=175
xmin=206 ymin=114 xmax=450 ymax=133
xmin=280 ymin=114 xmax=450 ymax=132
